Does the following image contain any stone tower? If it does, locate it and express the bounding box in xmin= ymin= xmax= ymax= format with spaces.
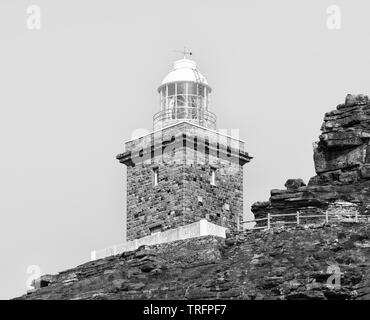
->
xmin=117 ymin=57 xmax=252 ymax=241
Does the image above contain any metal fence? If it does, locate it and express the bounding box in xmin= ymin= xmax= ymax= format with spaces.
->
xmin=242 ymin=210 xmax=362 ymax=231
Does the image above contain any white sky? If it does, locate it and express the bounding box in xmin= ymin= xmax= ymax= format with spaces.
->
xmin=1 ymin=0 xmax=369 ymax=299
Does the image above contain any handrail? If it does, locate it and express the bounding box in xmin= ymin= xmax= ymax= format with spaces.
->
xmin=243 ymin=217 xmax=268 ymax=223
xmin=242 ymin=209 xmax=361 ymax=231
xmin=271 ymin=221 xmax=297 ymax=225
xmin=300 ymin=214 xmax=325 ymax=219
xmin=153 ymin=107 xmax=217 ymax=130
xmin=270 ymin=213 xmax=297 ymax=217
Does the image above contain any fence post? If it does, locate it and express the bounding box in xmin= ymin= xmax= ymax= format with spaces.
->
xmin=296 ymin=211 xmax=300 ymax=225
xmin=325 ymin=211 xmax=329 ymax=224
xmin=267 ymin=213 xmax=271 ymax=230
xmin=91 ymin=250 xmax=96 ymax=261
xmin=355 ymin=211 xmax=358 ymax=223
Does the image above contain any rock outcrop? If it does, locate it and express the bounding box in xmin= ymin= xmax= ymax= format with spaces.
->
xmin=252 ymin=94 xmax=370 ymax=220
xmin=13 ymin=94 xmax=370 ymax=301
xmin=15 ymin=222 xmax=370 ymax=300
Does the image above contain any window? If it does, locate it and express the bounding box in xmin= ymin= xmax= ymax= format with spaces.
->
xmin=198 ymin=84 xmax=204 ymax=97
xmin=205 ymin=139 xmax=210 ymax=155
xmin=204 ymin=87 xmax=209 ymax=108
xmin=227 ymin=147 xmax=231 ymax=157
xmin=210 ymin=168 xmax=216 ymax=186
xmin=161 ymin=86 xmax=167 ymax=98
xmin=177 ymin=82 xmax=186 ymax=94
xmin=188 ymin=82 xmax=197 ymax=95
xmin=168 ymin=83 xmax=175 ymax=96
xmin=188 ymin=95 xmax=198 ymax=109
xmin=153 ymin=167 xmax=158 ymax=186
xmin=176 ymin=95 xmax=186 ymax=107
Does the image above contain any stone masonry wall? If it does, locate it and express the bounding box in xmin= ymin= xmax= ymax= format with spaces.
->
xmin=182 ymin=162 xmax=243 ymax=232
xmin=121 ymin=122 xmax=250 ymax=241
xmin=126 ymin=160 xmax=185 ymax=241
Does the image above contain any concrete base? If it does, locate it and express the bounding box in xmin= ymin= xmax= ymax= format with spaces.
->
xmin=91 ymin=219 xmax=227 ymax=261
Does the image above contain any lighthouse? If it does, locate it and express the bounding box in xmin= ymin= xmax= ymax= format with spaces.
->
xmin=117 ymin=56 xmax=252 ymax=242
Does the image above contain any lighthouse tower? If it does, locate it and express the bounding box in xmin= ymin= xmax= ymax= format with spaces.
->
xmin=117 ymin=56 xmax=252 ymax=242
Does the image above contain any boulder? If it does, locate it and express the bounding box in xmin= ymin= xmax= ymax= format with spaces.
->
xmin=345 ymin=94 xmax=369 ymax=107
xmin=284 ymin=179 xmax=306 ymax=190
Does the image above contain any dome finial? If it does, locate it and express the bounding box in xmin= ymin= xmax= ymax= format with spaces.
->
xmin=174 ymin=46 xmax=192 ymax=59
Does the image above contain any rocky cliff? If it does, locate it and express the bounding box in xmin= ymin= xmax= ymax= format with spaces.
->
xmin=252 ymin=94 xmax=370 ymax=220
xmin=15 ymin=94 xmax=370 ymax=301
xmin=15 ymin=222 xmax=370 ymax=300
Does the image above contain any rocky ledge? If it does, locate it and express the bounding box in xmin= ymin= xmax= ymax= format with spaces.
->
xmin=15 ymin=222 xmax=370 ymax=300
xmin=252 ymin=94 xmax=370 ymax=220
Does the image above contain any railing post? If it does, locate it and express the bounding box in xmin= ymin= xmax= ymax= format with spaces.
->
xmin=296 ymin=211 xmax=300 ymax=225
xmin=91 ymin=250 xmax=96 ymax=261
xmin=325 ymin=211 xmax=329 ymax=224
xmin=267 ymin=213 xmax=271 ymax=230
xmin=355 ymin=211 xmax=359 ymax=223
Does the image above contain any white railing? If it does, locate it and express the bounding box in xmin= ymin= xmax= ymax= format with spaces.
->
xmin=242 ymin=210 xmax=362 ymax=231
xmin=153 ymin=107 xmax=216 ymax=130
xmin=91 ymin=219 xmax=227 ymax=261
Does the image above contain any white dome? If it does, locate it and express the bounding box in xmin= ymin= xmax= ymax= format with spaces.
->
xmin=160 ymin=58 xmax=209 ymax=86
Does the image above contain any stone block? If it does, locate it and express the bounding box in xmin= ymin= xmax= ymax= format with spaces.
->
xmin=284 ymin=179 xmax=306 ymax=190
xmin=360 ymin=165 xmax=370 ymax=179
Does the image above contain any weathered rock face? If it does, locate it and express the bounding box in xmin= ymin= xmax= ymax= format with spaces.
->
xmin=252 ymin=94 xmax=370 ymax=219
xmin=15 ymin=223 xmax=370 ymax=300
